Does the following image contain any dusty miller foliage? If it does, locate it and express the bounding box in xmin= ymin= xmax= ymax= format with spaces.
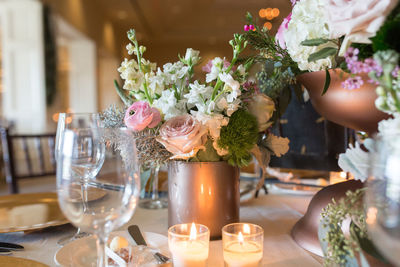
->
xmin=100 ymin=105 xmax=171 ymax=169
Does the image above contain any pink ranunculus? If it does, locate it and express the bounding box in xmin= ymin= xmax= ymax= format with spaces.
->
xmin=275 ymin=12 xmax=292 ymax=49
xmin=124 ymin=101 xmax=161 ymax=131
xmin=326 ymin=0 xmax=398 ymax=54
xmin=157 ymin=115 xmax=208 ymax=159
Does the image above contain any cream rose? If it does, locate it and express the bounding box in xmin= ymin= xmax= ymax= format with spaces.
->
xmin=326 ymin=0 xmax=398 ymax=55
xmin=157 ymin=115 xmax=208 ymax=159
xmin=247 ymin=94 xmax=275 ymax=132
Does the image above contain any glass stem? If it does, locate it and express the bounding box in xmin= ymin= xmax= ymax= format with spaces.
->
xmin=151 ymin=166 xmax=160 ymax=201
xmin=96 ymin=235 xmax=108 ymax=267
xmin=81 ymin=181 xmax=89 ymax=212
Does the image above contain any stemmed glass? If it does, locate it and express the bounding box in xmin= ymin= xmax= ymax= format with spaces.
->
xmin=57 ymin=127 xmax=140 ymax=266
xmin=365 ymin=135 xmax=400 ymax=266
xmin=55 ymin=113 xmax=104 ymax=245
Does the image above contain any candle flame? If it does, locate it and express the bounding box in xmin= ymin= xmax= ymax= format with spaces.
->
xmin=238 ymin=231 xmax=244 ymax=245
xmin=201 ymin=184 xmax=204 ymax=194
xmin=243 ymin=224 xmax=250 ymax=234
xmin=189 ymin=223 xmax=197 ymax=240
xmin=340 ymin=172 xmax=347 ymax=179
xmin=366 ymin=207 xmax=378 ymax=225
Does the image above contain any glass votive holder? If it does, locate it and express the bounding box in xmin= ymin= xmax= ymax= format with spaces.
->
xmin=168 ymin=223 xmax=210 ymax=267
xmin=222 ymin=223 xmax=264 ymax=267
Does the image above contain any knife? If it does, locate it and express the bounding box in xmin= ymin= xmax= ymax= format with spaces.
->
xmin=128 ymin=225 xmax=170 ymax=264
xmin=0 ymin=242 xmax=24 ymax=251
xmin=0 ymin=248 xmax=12 ymax=255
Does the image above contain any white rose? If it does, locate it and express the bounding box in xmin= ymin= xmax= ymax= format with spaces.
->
xmin=247 ymin=94 xmax=275 ymax=132
xmin=326 ymin=0 xmax=398 ymax=55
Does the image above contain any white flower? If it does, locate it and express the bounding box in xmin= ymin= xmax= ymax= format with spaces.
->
xmin=206 ymin=57 xmax=224 ymax=83
xmin=219 ymin=73 xmax=241 ymax=102
xmin=185 ymin=48 xmax=201 ymax=65
xmin=153 ymin=90 xmax=187 ymax=120
xmin=163 ymin=62 xmax=189 ymax=84
xmin=213 ymin=140 xmax=229 ymax=156
xmin=191 ymin=111 xmax=229 ymax=140
xmin=338 ymin=141 xmax=372 ymax=182
xmin=284 ymin=0 xmax=336 ymax=71
xmin=378 ymin=115 xmax=400 ymax=136
xmin=147 ymin=70 xmax=165 ymax=96
xmin=117 ymin=58 xmax=144 ymax=92
xmin=265 ymin=134 xmax=289 ymax=157
xmin=126 ymin=43 xmax=135 ymax=55
xmin=184 ymin=81 xmax=213 ymax=109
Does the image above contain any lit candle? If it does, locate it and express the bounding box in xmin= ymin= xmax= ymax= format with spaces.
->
xmin=223 ymin=223 xmax=263 ymax=267
xmin=168 ymin=223 xmax=210 ymax=267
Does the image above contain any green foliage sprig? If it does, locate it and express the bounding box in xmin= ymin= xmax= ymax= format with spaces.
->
xmin=218 ymin=109 xmax=259 ymax=167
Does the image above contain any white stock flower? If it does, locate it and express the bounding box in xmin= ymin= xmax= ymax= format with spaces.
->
xmin=237 ymin=64 xmax=246 ymax=76
xmin=153 ymin=89 xmax=187 ymax=120
xmin=147 ymin=70 xmax=165 ymax=96
xmin=185 ymin=48 xmax=201 ymax=65
xmin=163 ymin=62 xmax=189 ymax=84
xmin=378 ymin=115 xmax=400 ymax=136
xmin=284 ymin=0 xmax=336 ymax=71
xmin=118 ymin=58 xmax=144 ymax=92
xmin=126 ymin=43 xmax=135 ymax=55
xmin=206 ymin=57 xmax=224 ymax=83
xmin=338 ymin=141 xmax=371 ymax=182
xmin=184 ymin=81 xmax=213 ymax=109
xmin=219 ymin=73 xmax=241 ymax=102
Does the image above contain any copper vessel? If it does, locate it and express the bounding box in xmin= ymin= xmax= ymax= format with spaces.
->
xmin=297 ymin=69 xmax=389 ymax=134
xmin=168 ymin=161 xmax=240 ymax=239
xmin=291 ymin=180 xmax=363 ymax=256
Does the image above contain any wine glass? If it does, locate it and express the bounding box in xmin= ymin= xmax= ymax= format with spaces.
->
xmin=365 ymin=135 xmax=400 ymax=266
xmin=57 ymin=127 xmax=140 ymax=267
xmin=55 ymin=113 xmax=104 ymax=245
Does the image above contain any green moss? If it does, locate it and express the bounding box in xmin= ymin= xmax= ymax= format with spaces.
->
xmin=217 ymin=109 xmax=259 ymax=167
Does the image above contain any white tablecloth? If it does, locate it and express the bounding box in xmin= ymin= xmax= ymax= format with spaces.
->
xmin=0 ymin=191 xmax=323 ymax=267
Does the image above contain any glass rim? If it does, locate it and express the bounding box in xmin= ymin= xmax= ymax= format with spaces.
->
xmin=168 ymin=223 xmax=210 ymax=238
xmin=222 ymin=223 xmax=264 ymax=238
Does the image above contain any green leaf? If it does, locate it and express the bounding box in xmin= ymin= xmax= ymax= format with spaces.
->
xmin=114 ymin=80 xmax=133 ymax=106
xmin=301 ymin=38 xmax=330 ymax=46
xmin=321 ymin=69 xmax=331 ymax=96
xmin=307 ymin=47 xmax=338 ymax=62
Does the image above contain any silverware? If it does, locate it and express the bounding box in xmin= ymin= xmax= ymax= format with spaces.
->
xmin=0 ymin=248 xmax=12 ymax=255
xmin=127 ymin=225 xmax=170 ymax=264
xmin=0 ymin=242 xmax=24 ymax=251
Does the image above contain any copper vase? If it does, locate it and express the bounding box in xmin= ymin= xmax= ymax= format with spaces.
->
xmin=297 ymin=69 xmax=389 ymax=134
xmin=168 ymin=161 xmax=240 ymax=239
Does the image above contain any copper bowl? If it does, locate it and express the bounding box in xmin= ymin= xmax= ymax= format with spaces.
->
xmin=297 ymin=69 xmax=389 ymax=134
xmin=291 ymin=180 xmax=363 ymax=256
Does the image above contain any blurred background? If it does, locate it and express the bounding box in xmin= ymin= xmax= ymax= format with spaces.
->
xmin=0 ymin=0 xmax=291 ymax=133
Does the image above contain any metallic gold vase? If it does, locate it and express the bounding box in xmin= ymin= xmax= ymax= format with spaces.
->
xmin=168 ymin=161 xmax=240 ymax=239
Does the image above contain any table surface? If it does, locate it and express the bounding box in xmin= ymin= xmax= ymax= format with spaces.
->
xmin=0 ymin=189 xmax=323 ymax=267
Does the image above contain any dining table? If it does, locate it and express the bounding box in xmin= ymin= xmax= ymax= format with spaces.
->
xmin=0 ymin=187 xmax=324 ymax=266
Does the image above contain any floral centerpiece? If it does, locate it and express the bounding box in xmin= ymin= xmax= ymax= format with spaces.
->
xmin=102 ymin=29 xmax=289 ymax=191
xmin=243 ymin=0 xmax=399 ymax=99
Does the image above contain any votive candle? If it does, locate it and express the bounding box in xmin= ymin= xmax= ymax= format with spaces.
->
xmin=222 ymin=223 xmax=263 ymax=267
xmin=168 ymin=223 xmax=210 ymax=267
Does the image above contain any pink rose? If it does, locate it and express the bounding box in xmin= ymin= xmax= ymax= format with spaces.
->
xmin=157 ymin=115 xmax=208 ymax=159
xmin=326 ymin=0 xmax=398 ymax=54
xmin=124 ymin=101 xmax=161 ymax=131
xmin=275 ymin=12 xmax=292 ymax=49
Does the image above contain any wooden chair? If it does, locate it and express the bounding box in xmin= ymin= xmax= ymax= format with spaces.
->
xmin=0 ymin=126 xmax=56 ymax=194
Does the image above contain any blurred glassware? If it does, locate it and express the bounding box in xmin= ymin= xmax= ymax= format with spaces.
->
xmin=55 ymin=113 xmax=104 ymax=246
xmin=366 ymin=135 xmax=400 ymax=266
xmin=57 ymin=127 xmax=140 ymax=267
